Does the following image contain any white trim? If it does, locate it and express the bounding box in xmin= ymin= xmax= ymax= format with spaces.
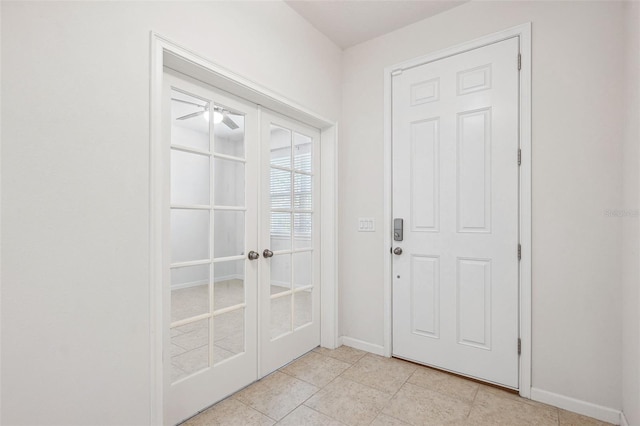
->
xmin=382 ymin=23 xmax=532 ymax=396
xmin=620 ymin=412 xmax=629 ymax=426
xmin=149 ymin=32 xmax=339 ymax=424
xmin=530 ymin=388 xmax=622 ymax=425
xmin=383 ymin=53 xmax=393 ymax=359
xmin=516 ymin=23 xmax=533 ymax=399
xmin=341 ymin=336 xmax=385 ymax=356
xmin=321 ymin=124 xmax=340 ymax=349
xmin=149 ymin=33 xmax=164 ymax=426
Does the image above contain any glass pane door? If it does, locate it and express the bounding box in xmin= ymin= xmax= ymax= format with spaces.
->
xmin=164 ymin=73 xmax=258 ymax=425
xmin=260 ymin=110 xmax=321 ymax=377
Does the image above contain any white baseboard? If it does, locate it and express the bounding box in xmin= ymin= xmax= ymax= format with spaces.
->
xmin=620 ymin=412 xmax=629 ymax=426
xmin=530 ymin=388 xmax=621 ymax=425
xmin=170 ymin=279 xmax=208 ymax=290
xmin=171 ymin=274 xmax=244 ymax=290
xmin=341 ymin=336 xmax=385 ymax=356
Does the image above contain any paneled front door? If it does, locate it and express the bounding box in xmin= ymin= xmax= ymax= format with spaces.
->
xmin=392 ymin=38 xmax=520 ymax=388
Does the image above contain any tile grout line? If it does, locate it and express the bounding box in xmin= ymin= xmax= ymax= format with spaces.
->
xmin=370 ymin=365 xmax=419 ymax=425
xmin=312 ymin=347 xmax=367 ymax=365
xmin=295 ymin=355 xmax=371 ymax=424
xmin=258 ymin=370 xmax=324 ymax=423
xmin=234 ymin=397 xmax=280 ymax=423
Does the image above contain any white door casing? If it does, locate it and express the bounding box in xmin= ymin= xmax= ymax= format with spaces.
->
xmin=392 ymin=37 xmax=520 ymax=388
xmin=163 ymin=72 xmax=259 ymax=425
xmin=259 ymin=110 xmax=321 ymax=377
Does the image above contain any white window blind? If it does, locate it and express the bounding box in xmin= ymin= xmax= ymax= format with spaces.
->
xmin=270 ymin=151 xmax=312 ymax=239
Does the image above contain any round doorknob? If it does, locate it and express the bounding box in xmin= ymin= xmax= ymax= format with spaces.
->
xmin=393 ymin=247 xmax=403 ymax=255
xmin=248 ymin=251 xmax=260 ymax=260
xmin=263 ymin=249 xmax=274 ymax=258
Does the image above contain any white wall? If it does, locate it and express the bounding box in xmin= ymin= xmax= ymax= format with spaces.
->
xmin=622 ymin=2 xmax=640 ymax=425
xmin=340 ymin=0 xmax=627 ymax=413
xmin=0 ymin=1 xmax=341 ymax=424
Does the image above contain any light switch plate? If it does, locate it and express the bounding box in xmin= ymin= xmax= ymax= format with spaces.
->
xmin=358 ymin=217 xmax=375 ymax=232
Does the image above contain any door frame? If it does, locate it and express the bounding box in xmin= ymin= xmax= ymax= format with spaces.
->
xmin=382 ymin=23 xmax=532 ymax=398
xmin=149 ymin=32 xmax=339 ymax=424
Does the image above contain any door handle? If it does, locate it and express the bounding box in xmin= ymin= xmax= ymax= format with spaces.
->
xmin=263 ymin=249 xmax=274 ymax=258
xmin=393 ymin=247 xmax=403 ymax=255
xmin=248 ymin=251 xmax=260 ymax=260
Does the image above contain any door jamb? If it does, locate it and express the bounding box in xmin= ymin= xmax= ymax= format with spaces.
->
xmin=149 ymin=32 xmax=340 ymax=424
xmin=382 ymin=23 xmax=532 ymax=398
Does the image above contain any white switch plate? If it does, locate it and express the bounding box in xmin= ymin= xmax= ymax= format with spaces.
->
xmin=358 ymin=217 xmax=375 ymax=232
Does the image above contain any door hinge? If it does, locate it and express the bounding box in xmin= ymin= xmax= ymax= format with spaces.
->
xmin=517 ymin=53 xmax=522 ymax=71
xmin=391 ymin=69 xmax=403 ymax=76
xmin=518 ymin=244 xmax=522 ymax=260
xmin=518 ymin=148 xmax=522 ymax=166
xmin=518 ymin=338 xmax=522 ymax=355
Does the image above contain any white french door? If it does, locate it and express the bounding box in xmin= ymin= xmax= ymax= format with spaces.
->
xmin=392 ymin=38 xmax=520 ymax=387
xmin=259 ymin=110 xmax=321 ymax=377
xmin=162 ymin=73 xmax=322 ymax=424
xmin=163 ymin=72 xmax=259 ymax=425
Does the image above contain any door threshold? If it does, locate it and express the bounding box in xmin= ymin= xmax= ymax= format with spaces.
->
xmin=391 ymin=354 xmax=519 ymax=395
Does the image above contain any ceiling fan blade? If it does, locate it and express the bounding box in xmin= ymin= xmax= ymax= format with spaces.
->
xmin=177 ymin=110 xmax=206 ymax=120
xmin=222 ymin=113 xmax=239 ymax=130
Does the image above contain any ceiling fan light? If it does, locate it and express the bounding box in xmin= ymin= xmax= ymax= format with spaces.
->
xmin=213 ymin=110 xmax=224 ymax=124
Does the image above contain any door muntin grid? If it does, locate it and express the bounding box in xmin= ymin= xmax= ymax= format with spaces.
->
xmin=169 ymin=88 xmax=248 ymax=382
xmin=269 ymin=124 xmax=315 ymax=340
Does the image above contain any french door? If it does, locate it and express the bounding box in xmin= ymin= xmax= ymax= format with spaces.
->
xmin=392 ymin=38 xmax=520 ymax=387
xmin=162 ymin=73 xmax=321 ymax=424
xmin=163 ymin=72 xmax=259 ymax=425
xmin=259 ymin=111 xmax=321 ymax=377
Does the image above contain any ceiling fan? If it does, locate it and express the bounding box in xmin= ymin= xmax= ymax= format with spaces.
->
xmin=171 ymin=98 xmax=239 ymax=130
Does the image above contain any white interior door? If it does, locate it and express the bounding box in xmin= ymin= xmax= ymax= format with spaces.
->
xmin=392 ymin=38 xmax=520 ymax=388
xmin=259 ymin=110 xmax=321 ymax=377
xmin=163 ymin=72 xmax=259 ymax=424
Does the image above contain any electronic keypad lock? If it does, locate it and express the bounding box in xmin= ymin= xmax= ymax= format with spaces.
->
xmin=393 ymin=218 xmax=404 ymax=241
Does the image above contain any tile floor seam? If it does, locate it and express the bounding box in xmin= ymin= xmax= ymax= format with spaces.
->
xmin=331 ymin=373 xmax=396 ymax=423
xmin=385 ymin=365 xmax=415 ymax=400
xmin=268 ymin=403 xmax=299 ymax=424
xmin=277 ymin=368 xmax=325 ymax=401
xmin=234 ymin=397 xmax=280 ymax=423
xmin=336 ymin=357 xmax=418 ymax=400
xmin=293 ymin=404 xmax=345 ymax=425
xmin=276 ymin=354 xmax=352 ymax=389
xmin=233 ymin=370 xmax=321 ymax=416
xmin=470 ymin=383 xmax=480 ymax=404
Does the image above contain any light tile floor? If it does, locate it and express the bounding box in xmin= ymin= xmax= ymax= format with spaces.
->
xmin=181 ymin=346 xmax=612 ymax=426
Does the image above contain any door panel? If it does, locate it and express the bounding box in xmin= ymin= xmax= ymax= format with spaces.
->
xmin=164 ymin=73 xmax=258 ymax=425
xmin=260 ymin=110 xmax=321 ymax=377
xmin=392 ymin=38 xmax=520 ymax=388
